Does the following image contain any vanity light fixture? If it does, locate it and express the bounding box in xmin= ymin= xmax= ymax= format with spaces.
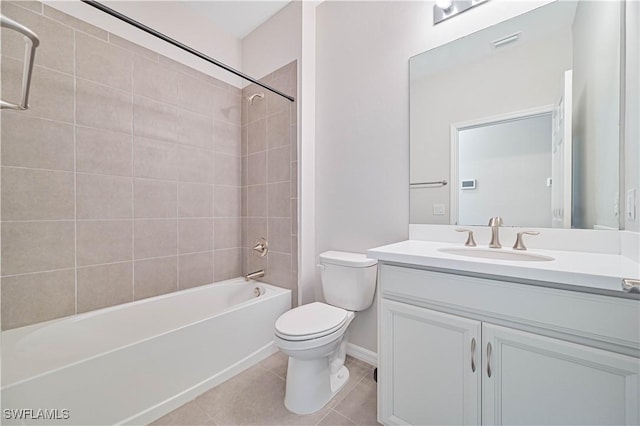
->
xmin=434 ymin=0 xmax=489 ymax=25
xmin=435 ymin=0 xmax=453 ymax=11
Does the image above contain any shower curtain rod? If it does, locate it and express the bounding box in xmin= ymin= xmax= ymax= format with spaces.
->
xmin=80 ymin=0 xmax=295 ymax=103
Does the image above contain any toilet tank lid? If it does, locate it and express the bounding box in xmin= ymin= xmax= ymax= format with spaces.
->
xmin=319 ymin=251 xmax=377 ymax=268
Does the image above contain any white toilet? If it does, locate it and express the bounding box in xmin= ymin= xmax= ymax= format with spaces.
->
xmin=274 ymin=250 xmax=377 ymax=414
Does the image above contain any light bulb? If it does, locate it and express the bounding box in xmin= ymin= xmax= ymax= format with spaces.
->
xmin=435 ymin=0 xmax=453 ymax=11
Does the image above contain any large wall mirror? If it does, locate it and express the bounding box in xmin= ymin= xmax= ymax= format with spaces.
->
xmin=410 ymin=1 xmax=625 ymax=229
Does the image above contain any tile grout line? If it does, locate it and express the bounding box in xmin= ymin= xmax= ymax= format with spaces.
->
xmin=175 ymin=72 xmax=181 ymax=292
xmin=131 ymin=45 xmax=136 ymax=302
xmin=331 ymin=369 xmax=375 ymax=426
xmin=5 ymin=1 xmax=43 ymax=15
xmin=0 ymin=247 xmax=227 ymax=280
xmin=0 ymin=166 xmax=237 ymax=185
xmin=3 ymin=71 xmax=239 ymax=136
xmin=316 ymin=409 xmax=354 ymax=426
xmin=265 ymin=93 xmax=270 ymax=280
xmin=314 ymin=408 xmax=334 ymax=426
xmin=73 ymin=28 xmax=78 ymax=315
xmin=199 ymin=400 xmax=218 ymax=426
xmin=1 ymin=217 xmax=247 ymax=224
xmin=2 ymin=110 xmax=237 ymax=144
xmin=136 ymin=354 xmax=373 ymax=426
xmin=240 ymin=92 xmax=245 ymax=274
xmin=330 ymin=364 xmax=372 ymax=410
xmin=2 ymin=55 xmax=73 ymax=81
xmin=243 ymin=94 xmax=249 ymax=275
xmin=211 ymin=97 xmax=217 ymax=282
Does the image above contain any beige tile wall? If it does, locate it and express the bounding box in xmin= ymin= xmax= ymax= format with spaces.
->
xmin=241 ymin=62 xmax=298 ymax=307
xmin=0 ymin=1 xmax=247 ymax=330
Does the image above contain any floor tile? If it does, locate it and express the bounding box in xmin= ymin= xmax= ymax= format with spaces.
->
xmin=158 ymin=353 xmax=377 ymax=426
xmin=209 ymin=368 xmax=290 ymax=425
xmin=259 ymin=350 xmax=288 ymax=379
xmin=318 ymin=410 xmax=356 ymax=425
xmin=151 ymin=400 xmax=216 ymax=426
xmin=333 ymin=374 xmax=380 ymax=426
xmin=327 ymin=356 xmax=375 ymax=410
xmin=194 ymin=364 xmax=265 ymax=419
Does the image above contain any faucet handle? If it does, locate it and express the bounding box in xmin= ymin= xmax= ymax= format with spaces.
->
xmin=252 ymin=238 xmax=269 ymax=257
xmin=512 ymin=231 xmax=539 ymax=251
xmin=455 ymin=228 xmax=477 ymax=247
xmin=488 ymin=216 xmax=503 ymax=227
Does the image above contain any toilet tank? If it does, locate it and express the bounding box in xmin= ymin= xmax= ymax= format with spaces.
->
xmin=319 ymin=251 xmax=378 ymax=311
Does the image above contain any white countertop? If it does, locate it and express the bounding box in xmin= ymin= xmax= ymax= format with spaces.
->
xmin=367 ymin=240 xmax=640 ymax=297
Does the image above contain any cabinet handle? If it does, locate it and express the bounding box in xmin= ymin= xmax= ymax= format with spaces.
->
xmin=470 ymin=337 xmax=476 ymax=372
xmin=487 ymin=342 xmax=493 ymax=378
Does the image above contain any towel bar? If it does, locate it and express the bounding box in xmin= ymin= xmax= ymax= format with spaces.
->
xmin=1 ymin=14 xmax=40 ymax=110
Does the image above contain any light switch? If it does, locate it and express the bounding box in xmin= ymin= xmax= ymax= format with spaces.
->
xmin=433 ymin=204 xmax=446 ymax=215
xmin=627 ymin=189 xmax=637 ymax=221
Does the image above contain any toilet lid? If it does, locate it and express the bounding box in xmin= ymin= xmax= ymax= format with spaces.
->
xmin=275 ymin=302 xmax=348 ymax=341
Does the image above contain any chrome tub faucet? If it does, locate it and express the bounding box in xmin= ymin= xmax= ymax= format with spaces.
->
xmin=244 ymin=269 xmax=265 ymax=281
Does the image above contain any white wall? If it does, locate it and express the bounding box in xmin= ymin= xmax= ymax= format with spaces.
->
xmin=45 ymin=1 xmax=243 ymax=87
xmin=315 ymin=0 xmax=553 ymax=353
xmin=242 ymin=1 xmax=301 ymax=84
xmin=458 ymin=115 xmax=552 ymax=227
xmin=299 ymin=2 xmax=319 ymax=305
xmin=571 ymin=0 xmax=621 ymax=230
xmin=625 ymin=0 xmax=639 ymax=232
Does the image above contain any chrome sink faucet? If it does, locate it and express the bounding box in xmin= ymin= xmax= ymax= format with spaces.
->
xmin=513 ymin=231 xmax=539 ymax=250
xmin=488 ymin=216 xmax=503 ymax=248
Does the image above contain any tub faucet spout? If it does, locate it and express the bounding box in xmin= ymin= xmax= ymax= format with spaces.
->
xmin=245 ymin=269 xmax=265 ymax=281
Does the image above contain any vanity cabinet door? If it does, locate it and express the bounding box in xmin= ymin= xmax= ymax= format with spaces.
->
xmin=482 ymin=323 xmax=640 ymax=425
xmin=379 ymin=299 xmax=481 ymax=425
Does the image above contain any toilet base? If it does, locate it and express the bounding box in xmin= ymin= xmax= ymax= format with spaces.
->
xmin=284 ymin=358 xmax=350 ymax=415
xmin=330 ymin=365 xmax=350 ymax=395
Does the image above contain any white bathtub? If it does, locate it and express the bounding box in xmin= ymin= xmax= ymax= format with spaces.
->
xmin=1 ymin=278 xmax=291 ymax=425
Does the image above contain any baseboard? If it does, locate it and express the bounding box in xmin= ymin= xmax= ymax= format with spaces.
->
xmin=121 ymin=342 xmax=278 ymax=425
xmin=346 ymin=343 xmax=378 ymax=367
xmin=594 ymin=224 xmax=618 ymax=231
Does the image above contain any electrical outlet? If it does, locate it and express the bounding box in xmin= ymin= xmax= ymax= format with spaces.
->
xmin=627 ymin=189 xmax=637 ymax=221
xmin=433 ymin=204 xmax=446 ymax=216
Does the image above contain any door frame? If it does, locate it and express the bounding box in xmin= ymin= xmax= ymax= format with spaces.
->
xmin=449 ymin=105 xmax=555 ymax=225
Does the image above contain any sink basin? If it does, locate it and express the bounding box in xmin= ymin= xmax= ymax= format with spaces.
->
xmin=438 ymin=247 xmax=554 ymax=262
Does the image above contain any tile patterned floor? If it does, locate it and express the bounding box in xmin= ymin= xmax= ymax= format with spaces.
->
xmin=151 ymin=353 xmax=380 ymax=426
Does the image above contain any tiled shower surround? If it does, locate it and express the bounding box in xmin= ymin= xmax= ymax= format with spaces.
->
xmin=242 ymin=64 xmax=298 ymax=307
xmin=0 ymin=1 xmax=298 ymax=330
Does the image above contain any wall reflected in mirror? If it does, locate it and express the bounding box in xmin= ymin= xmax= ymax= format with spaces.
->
xmin=410 ymin=0 xmax=623 ymax=229
xmin=457 ymin=112 xmax=553 ymax=227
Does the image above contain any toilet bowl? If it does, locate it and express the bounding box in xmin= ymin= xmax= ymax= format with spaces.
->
xmin=274 ymin=251 xmax=377 ymax=415
xmin=275 ymin=302 xmax=355 ymax=414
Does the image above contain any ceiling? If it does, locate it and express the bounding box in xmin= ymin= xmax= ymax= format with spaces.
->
xmin=182 ymin=1 xmax=291 ymax=39
xmin=410 ymin=1 xmax=578 ymax=81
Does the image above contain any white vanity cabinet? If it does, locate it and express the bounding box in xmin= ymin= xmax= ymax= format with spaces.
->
xmin=378 ymin=264 xmax=640 ymax=426
xmin=380 ymin=300 xmax=481 ymax=425
xmin=482 ymin=323 xmax=639 ymax=425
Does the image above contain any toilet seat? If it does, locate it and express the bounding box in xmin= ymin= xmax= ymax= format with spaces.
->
xmin=275 ymin=302 xmax=348 ymax=341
